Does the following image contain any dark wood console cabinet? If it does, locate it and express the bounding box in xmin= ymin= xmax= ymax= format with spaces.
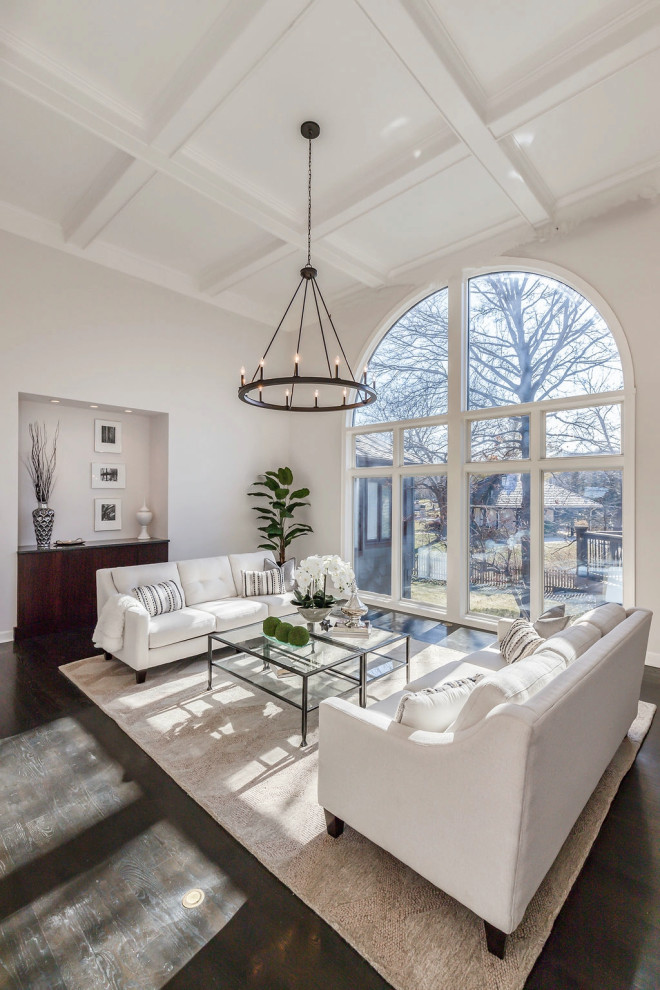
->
xmin=15 ymin=538 xmax=170 ymax=640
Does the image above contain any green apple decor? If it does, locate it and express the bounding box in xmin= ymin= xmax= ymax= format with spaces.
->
xmin=248 ymin=466 xmax=312 ymax=564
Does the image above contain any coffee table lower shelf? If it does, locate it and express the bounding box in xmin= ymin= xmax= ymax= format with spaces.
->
xmin=206 ymin=627 xmax=410 ymax=746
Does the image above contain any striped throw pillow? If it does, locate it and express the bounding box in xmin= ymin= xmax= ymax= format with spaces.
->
xmin=242 ymin=569 xmax=285 ymax=597
xmin=132 ymin=579 xmax=184 ymax=617
xmin=501 ymin=618 xmax=544 ymax=664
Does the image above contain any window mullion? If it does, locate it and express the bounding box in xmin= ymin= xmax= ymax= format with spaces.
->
xmin=391 ymin=429 xmax=403 ymax=601
xmin=529 ymin=407 xmax=543 ymax=620
xmin=446 ymin=274 xmax=464 ymax=623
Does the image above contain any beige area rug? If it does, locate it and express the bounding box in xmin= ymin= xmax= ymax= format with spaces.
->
xmin=63 ymin=645 xmax=656 ymax=990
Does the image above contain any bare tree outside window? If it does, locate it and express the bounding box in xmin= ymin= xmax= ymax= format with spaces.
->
xmin=468 ymin=273 xmax=623 ymax=412
xmin=353 ymin=288 xmax=448 ymax=426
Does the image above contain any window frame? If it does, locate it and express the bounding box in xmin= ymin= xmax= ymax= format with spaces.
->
xmin=343 ymin=263 xmax=635 ymax=629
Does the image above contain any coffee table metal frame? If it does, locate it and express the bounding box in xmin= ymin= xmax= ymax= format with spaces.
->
xmin=207 ymin=619 xmax=410 ymax=746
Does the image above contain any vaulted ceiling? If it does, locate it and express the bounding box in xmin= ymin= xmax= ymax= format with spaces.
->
xmin=1 ymin=0 xmax=659 ymax=327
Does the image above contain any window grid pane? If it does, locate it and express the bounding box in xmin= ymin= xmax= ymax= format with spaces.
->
xmin=353 ymin=288 xmax=449 ymax=426
xmin=353 ymin=477 xmax=392 ymax=595
xmin=355 ymin=432 xmax=394 ymax=467
xmin=543 ymin=470 xmax=622 ymax=614
xmin=469 ymin=415 xmax=529 ymax=461
xmin=468 ymin=473 xmax=531 ymax=617
xmin=402 ymin=476 xmax=447 ymax=609
xmin=544 ymin=405 xmax=622 ymax=457
xmin=403 ymin=425 xmax=448 ymax=464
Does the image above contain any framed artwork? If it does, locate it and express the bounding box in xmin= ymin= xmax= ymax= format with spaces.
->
xmin=94 ymin=497 xmax=122 ymax=531
xmin=95 ymin=419 xmax=122 ymax=453
xmin=91 ymin=462 xmax=126 ymax=489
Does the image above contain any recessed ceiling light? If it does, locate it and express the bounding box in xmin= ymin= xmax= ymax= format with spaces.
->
xmin=90 ymin=404 xmax=98 ymax=409
xmin=124 ymin=409 xmax=133 ymax=413
xmin=50 ymin=399 xmax=60 ymax=404
xmin=413 ymin=148 xmax=422 ymax=159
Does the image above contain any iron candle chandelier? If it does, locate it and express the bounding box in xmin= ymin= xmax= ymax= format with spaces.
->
xmin=238 ymin=121 xmax=377 ymax=412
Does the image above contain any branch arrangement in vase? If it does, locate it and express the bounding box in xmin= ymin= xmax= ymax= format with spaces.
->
xmin=25 ymin=421 xmax=59 ymax=504
xmin=248 ymin=466 xmax=313 ymax=564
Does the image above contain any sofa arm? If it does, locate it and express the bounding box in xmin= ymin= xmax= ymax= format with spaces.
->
xmin=116 ymin=607 xmax=150 ymax=671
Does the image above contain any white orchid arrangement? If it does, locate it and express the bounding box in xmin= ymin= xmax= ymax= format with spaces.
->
xmin=292 ymin=555 xmax=355 ymax=609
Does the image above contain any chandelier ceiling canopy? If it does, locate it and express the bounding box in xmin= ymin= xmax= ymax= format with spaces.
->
xmin=238 ymin=121 xmax=377 ymax=412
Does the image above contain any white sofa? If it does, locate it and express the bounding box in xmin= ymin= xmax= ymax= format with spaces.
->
xmin=318 ymin=604 xmax=652 ymax=956
xmin=96 ymin=550 xmax=296 ymax=682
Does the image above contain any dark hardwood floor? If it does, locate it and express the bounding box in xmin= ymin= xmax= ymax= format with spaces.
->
xmin=0 ymin=615 xmax=658 ymax=989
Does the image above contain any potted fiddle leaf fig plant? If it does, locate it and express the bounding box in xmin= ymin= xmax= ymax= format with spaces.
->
xmin=248 ymin=466 xmax=313 ymax=564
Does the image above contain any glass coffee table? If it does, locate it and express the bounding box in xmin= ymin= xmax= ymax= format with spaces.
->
xmin=207 ymin=614 xmax=410 ymax=746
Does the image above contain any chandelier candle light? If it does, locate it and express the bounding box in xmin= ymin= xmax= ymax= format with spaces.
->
xmin=238 ymin=122 xmax=377 ymax=412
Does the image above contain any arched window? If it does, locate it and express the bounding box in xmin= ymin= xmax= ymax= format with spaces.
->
xmin=347 ymin=269 xmax=628 ymax=623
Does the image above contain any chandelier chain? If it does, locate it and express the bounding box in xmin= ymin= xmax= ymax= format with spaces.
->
xmin=237 ymin=120 xmax=377 ymax=411
xmin=307 ymin=137 xmax=312 ymax=266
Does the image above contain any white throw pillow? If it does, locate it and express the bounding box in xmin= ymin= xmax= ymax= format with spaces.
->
xmin=394 ymin=675 xmax=484 ymax=732
xmin=132 ymin=579 xmax=184 ymax=617
xmin=448 ymin=652 xmax=566 ymax=732
xmin=264 ymin=557 xmax=296 ymax=592
xmin=501 ymin=618 xmax=544 ymax=664
xmin=242 ymin=569 xmax=285 ymax=597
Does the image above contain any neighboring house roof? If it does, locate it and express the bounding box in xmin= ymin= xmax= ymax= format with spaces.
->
xmin=472 ymin=475 xmax=601 ymax=509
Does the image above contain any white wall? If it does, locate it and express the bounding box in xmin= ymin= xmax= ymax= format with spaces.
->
xmin=0 ymin=231 xmax=291 ymax=639
xmin=18 ymin=399 xmax=164 ymax=545
xmin=290 ymin=200 xmax=660 ymax=659
xmin=4 ymin=202 xmax=660 ymax=659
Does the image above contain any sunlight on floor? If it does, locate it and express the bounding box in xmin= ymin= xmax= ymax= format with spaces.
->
xmin=0 ymin=717 xmax=247 ymax=989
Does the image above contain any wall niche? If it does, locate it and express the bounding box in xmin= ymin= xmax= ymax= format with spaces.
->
xmin=18 ymin=393 xmax=168 ymax=546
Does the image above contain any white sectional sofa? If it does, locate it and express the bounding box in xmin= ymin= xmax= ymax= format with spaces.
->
xmin=318 ymin=604 xmax=652 ymax=957
xmin=96 ymin=550 xmax=296 ymax=682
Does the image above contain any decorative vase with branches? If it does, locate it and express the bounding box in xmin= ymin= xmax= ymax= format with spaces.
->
xmin=248 ymin=466 xmax=312 ymax=564
xmin=25 ymin=421 xmax=59 ymax=548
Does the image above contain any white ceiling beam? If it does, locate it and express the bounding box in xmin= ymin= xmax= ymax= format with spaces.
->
xmin=200 ymin=242 xmax=297 ymax=295
xmin=62 ymin=155 xmax=156 ymax=247
xmin=147 ymin=0 xmax=313 ymax=155
xmin=356 ymin=0 xmax=551 ymax=227
xmin=315 ymin=134 xmax=468 ymax=237
xmin=388 ymin=216 xmax=529 ymax=279
xmin=488 ymin=3 xmax=660 ymax=138
xmin=0 ymin=199 xmax=276 ymax=326
xmin=45 ymin=0 xmax=315 ymax=252
xmin=0 ymin=6 xmax=390 ymax=289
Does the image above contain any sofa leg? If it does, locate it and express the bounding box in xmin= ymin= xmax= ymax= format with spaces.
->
xmin=103 ymin=650 xmax=112 ymax=661
xmin=135 ymin=670 xmax=147 ymax=685
xmin=484 ymin=921 xmax=507 ymax=958
xmin=324 ymin=810 xmax=345 ymax=838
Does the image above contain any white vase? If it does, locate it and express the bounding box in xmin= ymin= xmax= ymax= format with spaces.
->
xmin=136 ymin=501 xmax=153 ymax=540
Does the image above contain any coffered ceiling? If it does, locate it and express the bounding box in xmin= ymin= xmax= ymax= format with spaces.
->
xmin=0 ymin=0 xmax=658 ymax=327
